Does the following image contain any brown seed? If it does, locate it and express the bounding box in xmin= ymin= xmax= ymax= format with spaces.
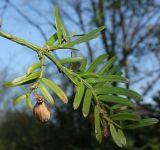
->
xmin=33 ymin=98 xmax=51 ymax=123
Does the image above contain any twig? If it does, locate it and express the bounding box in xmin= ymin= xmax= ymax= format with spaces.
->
xmin=0 ymin=30 xmax=40 ymax=51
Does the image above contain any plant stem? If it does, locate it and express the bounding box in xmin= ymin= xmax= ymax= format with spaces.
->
xmin=0 ymin=30 xmax=75 ymax=52
xmin=35 ymin=54 xmax=45 ymax=88
xmin=0 ymin=30 xmax=40 ymax=51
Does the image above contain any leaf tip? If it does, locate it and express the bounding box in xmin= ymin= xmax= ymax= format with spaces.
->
xmin=83 ymin=113 xmax=88 ymax=118
xmin=62 ymin=96 xmax=68 ymax=104
xmin=3 ymin=82 xmax=10 ymax=88
xmin=73 ymin=105 xmax=78 ymax=110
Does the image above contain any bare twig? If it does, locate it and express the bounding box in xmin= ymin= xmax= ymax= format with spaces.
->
xmin=131 ymin=68 xmax=160 ymax=84
xmin=142 ymin=73 xmax=160 ymax=96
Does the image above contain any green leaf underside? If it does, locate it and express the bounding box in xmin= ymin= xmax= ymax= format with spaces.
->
xmin=98 ymin=95 xmax=135 ymax=107
xmin=3 ymin=72 xmax=40 ymax=87
xmin=124 ymin=118 xmax=159 ymax=129
xmin=94 ymin=106 xmax=102 ymax=143
xmin=86 ymin=75 xmax=128 ymax=84
xmin=98 ymin=56 xmax=116 ymax=75
xmin=64 ymin=26 xmax=106 ymax=47
xmin=26 ymin=94 xmax=33 ymax=110
xmin=110 ymin=113 xmax=141 ymax=121
xmin=13 ymin=95 xmax=26 ymax=106
xmin=42 ymin=78 xmax=68 ymax=104
xmin=87 ymin=53 xmax=108 ymax=72
xmin=59 ymin=56 xmax=85 ymax=64
xmin=96 ymin=87 xmax=142 ymax=101
xmin=45 ymin=33 xmax=58 ymax=46
xmin=27 ymin=63 xmax=42 ymax=75
xmin=73 ymin=82 xmax=85 ymax=110
xmin=82 ymin=89 xmax=92 ymax=117
xmin=110 ymin=123 xmax=123 ymax=147
xmin=38 ymin=84 xmax=54 ymax=106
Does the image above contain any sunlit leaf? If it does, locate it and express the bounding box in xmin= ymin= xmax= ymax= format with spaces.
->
xmin=38 ymin=84 xmax=54 ymax=106
xmin=60 ymin=18 xmax=69 ymax=42
xmin=79 ymin=72 xmax=99 ymax=78
xmin=79 ymin=58 xmax=87 ymax=72
xmin=64 ymin=71 xmax=79 ymax=85
xmin=13 ymin=94 xmax=26 ymax=106
xmin=54 ymin=6 xmax=62 ymax=43
xmin=45 ymin=32 xmax=58 ymax=46
xmin=107 ymin=65 xmax=119 ymax=75
xmin=86 ymin=75 xmax=128 ymax=84
xmin=27 ymin=63 xmax=42 ymax=75
xmin=3 ymin=72 xmax=40 ymax=87
xmin=98 ymin=95 xmax=135 ymax=107
xmin=42 ymin=78 xmax=68 ymax=104
xmin=73 ymin=82 xmax=85 ymax=110
xmin=94 ymin=105 xmax=102 ymax=143
xmin=60 ymin=56 xmax=85 ymax=64
xmin=70 ymin=31 xmax=76 ymax=37
xmin=82 ymin=89 xmax=92 ymax=117
xmin=54 ymin=6 xmax=69 ymax=43
xmin=98 ymin=56 xmax=116 ymax=75
xmin=96 ymin=87 xmax=142 ymax=101
xmin=87 ymin=53 xmax=108 ymax=72
xmin=64 ymin=26 xmax=106 ymax=47
xmin=26 ymin=93 xmax=33 ymax=110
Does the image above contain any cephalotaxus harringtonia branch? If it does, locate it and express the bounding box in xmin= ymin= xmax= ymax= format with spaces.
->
xmin=0 ymin=6 xmax=158 ymax=147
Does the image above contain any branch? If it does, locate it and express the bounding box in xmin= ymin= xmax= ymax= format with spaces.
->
xmin=0 ymin=30 xmax=40 ymax=51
